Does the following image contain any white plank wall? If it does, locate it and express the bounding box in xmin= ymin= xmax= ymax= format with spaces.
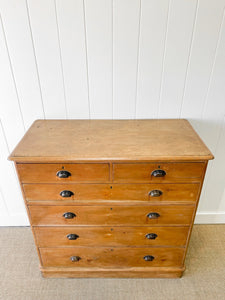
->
xmin=0 ymin=0 xmax=225 ymax=225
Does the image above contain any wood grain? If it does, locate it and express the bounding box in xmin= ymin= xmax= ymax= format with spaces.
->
xmin=28 ymin=205 xmax=194 ymax=226
xmin=40 ymin=266 xmax=185 ymax=278
xmin=8 ymin=120 xmax=213 ymax=162
xmin=8 ymin=119 xmax=213 ymax=278
xmin=34 ymin=226 xmax=189 ymax=247
xmin=23 ymin=183 xmax=200 ymax=204
xmin=40 ymin=247 xmax=185 ymax=268
xmin=17 ymin=163 xmax=109 ymax=183
xmin=113 ymin=162 xmax=206 ymax=183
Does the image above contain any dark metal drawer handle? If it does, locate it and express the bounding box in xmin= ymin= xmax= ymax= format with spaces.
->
xmin=56 ymin=170 xmax=71 ymax=178
xmin=63 ymin=212 xmax=76 ymax=219
xmin=151 ymin=169 xmax=166 ymax=177
xmin=67 ymin=234 xmax=79 ymax=240
xmin=146 ymin=233 xmax=158 ymax=240
xmin=144 ymin=255 xmax=154 ymax=262
xmin=70 ymin=256 xmax=81 ymax=262
xmin=147 ymin=212 xmax=160 ymax=219
xmin=60 ymin=190 xmax=74 ymax=197
xmin=149 ymin=190 xmax=163 ymax=197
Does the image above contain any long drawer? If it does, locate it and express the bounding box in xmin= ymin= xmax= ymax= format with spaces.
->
xmin=23 ymin=183 xmax=200 ymax=203
xmin=29 ymin=205 xmax=194 ymax=226
xmin=113 ymin=162 xmax=205 ymax=183
xmin=40 ymin=247 xmax=185 ymax=268
xmin=17 ymin=163 xmax=110 ymax=183
xmin=34 ymin=226 xmax=189 ymax=247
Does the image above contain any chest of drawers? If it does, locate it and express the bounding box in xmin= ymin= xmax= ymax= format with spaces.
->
xmin=9 ymin=119 xmax=213 ymax=278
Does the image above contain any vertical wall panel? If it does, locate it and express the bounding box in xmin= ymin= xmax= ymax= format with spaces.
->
xmin=180 ymin=0 xmax=225 ymax=120
xmin=198 ymin=11 xmax=225 ymax=152
xmin=0 ymin=16 xmax=25 ymax=151
xmin=136 ymin=0 xmax=169 ymax=118
xmin=0 ymin=0 xmax=225 ymax=224
xmin=219 ymin=185 xmax=225 ymax=212
xmin=0 ymin=0 xmax=44 ymax=129
xmin=27 ymin=0 xmax=67 ymax=118
xmin=56 ymin=0 xmax=89 ymax=119
xmin=0 ymin=187 xmax=8 ymax=216
xmin=0 ymin=121 xmax=26 ymax=215
xmin=84 ymin=0 xmax=112 ymax=118
xmin=113 ymin=0 xmax=140 ymax=118
xmin=158 ymin=0 xmax=197 ymax=118
xmin=194 ymin=9 xmax=225 ymax=214
xmin=199 ymin=117 xmax=225 ymax=212
xmin=197 ymin=14 xmax=225 ymax=212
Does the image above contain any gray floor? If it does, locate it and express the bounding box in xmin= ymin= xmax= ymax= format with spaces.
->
xmin=0 ymin=225 xmax=224 ymax=300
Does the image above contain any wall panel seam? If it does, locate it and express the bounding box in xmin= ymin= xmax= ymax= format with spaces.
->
xmin=112 ymin=0 xmax=114 ymax=119
xmin=54 ymin=0 xmax=68 ymax=119
xmin=200 ymin=8 xmax=225 ymax=120
xmin=0 ymin=14 xmax=25 ymax=131
xmin=83 ymin=0 xmax=91 ymax=119
xmin=134 ymin=0 xmax=142 ymax=119
xmin=201 ymin=114 xmax=225 ymax=201
xmin=157 ymin=0 xmax=171 ymax=118
xmin=0 ymin=186 xmax=9 ymax=215
xmin=25 ymin=0 xmax=46 ymax=119
xmin=179 ymin=0 xmax=199 ymax=117
xmin=0 ymin=120 xmax=22 ymax=215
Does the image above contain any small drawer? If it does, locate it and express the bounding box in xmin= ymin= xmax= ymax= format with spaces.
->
xmin=34 ymin=226 xmax=189 ymax=247
xmin=40 ymin=247 xmax=185 ymax=268
xmin=28 ymin=205 xmax=194 ymax=226
xmin=113 ymin=162 xmax=205 ymax=183
xmin=17 ymin=163 xmax=109 ymax=183
xmin=23 ymin=183 xmax=200 ymax=204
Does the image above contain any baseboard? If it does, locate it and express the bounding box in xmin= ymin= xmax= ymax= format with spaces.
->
xmin=0 ymin=214 xmax=29 ymax=226
xmin=195 ymin=212 xmax=225 ymax=224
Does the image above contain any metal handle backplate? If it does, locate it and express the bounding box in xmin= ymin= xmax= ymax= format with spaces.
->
xmin=60 ymin=190 xmax=74 ymax=197
xmin=144 ymin=255 xmax=155 ymax=261
xmin=63 ymin=212 xmax=76 ymax=219
xmin=70 ymin=256 xmax=81 ymax=262
xmin=149 ymin=190 xmax=163 ymax=197
xmin=56 ymin=170 xmax=71 ymax=178
xmin=146 ymin=233 xmax=158 ymax=240
xmin=147 ymin=212 xmax=160 ymax=219
xmin=151 ymin=169 xmax=166 ymax=177
xmin=67 ymin=233 xmax=79 ymax=240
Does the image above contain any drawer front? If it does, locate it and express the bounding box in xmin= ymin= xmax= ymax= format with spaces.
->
xmin=29 ymin=205 xmax=194 ymax=226
xmin=34 ymin=226 xmax=189 ymax=247
xmin=40 ymin=247 xmax=185 ymax=268
xmin=23 ymin=183 xmax=200 ymax=203
xmin=17 ymin=163 xmax=109 ymax=183
xmin=113 ymin=163 xmax=205 ymax=183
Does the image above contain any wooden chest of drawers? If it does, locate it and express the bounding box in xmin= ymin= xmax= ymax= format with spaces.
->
xmin=9 ymin=119 xmax=213 ymax=278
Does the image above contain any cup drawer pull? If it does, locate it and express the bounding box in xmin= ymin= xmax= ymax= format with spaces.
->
xmin=151 ymin=169 xmax=166 ymax=177
xmin=63 ymin=212 xmax=76 ymax=219
xmin=56 ymin=170 xmax=71 ymax=178
xmin=149 ymin=190 xmax=163 ymax=197
xmin=70 ymin=256 xmax=81 ymax=262
xmin=67 ymin=234 xmax=79 ymax=240
xmin=143 ymin=255 xmax=155 ymax=262
xmin=147 ymin=212 xmax=160 ymax=219
xmin=60 ymin=190 xmax=74 ymax=197
xmin=145 ymin=233 xmax=158 ymax=240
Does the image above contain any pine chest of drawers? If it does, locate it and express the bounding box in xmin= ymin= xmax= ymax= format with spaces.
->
xmin=9 ymin=119 xmax=213 ymax=278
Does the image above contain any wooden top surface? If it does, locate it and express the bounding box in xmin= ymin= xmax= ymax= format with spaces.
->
xmin=9 ymin=119 xmax=214 ymax=162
